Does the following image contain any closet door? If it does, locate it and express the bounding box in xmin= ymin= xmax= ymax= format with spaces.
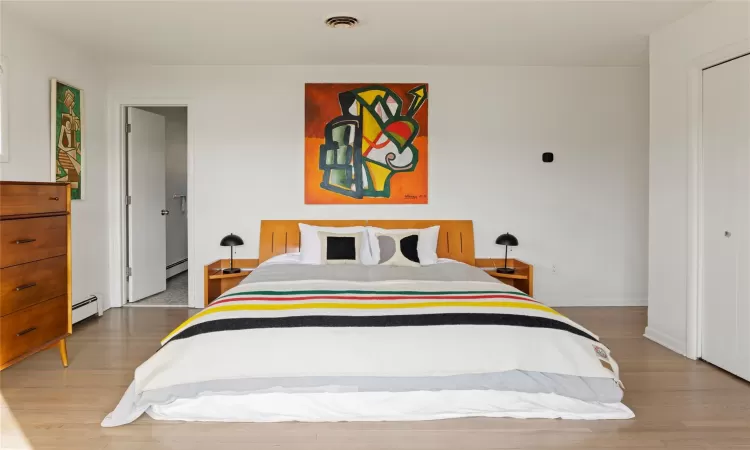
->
xmin=702 ymin=54 xmax=750 ymax=380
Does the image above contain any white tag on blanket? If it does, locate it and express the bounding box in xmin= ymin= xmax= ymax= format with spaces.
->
xmin=593 ymin=344 xmax=625 ymax=389
xmin=592 ymin=344 xmax=609 ymax=361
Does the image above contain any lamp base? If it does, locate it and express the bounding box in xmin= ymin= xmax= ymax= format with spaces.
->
xmin=223 ymin=267 xmax=241 ymax=274
xmin=496 ymin=267 xmax=516 ymax=274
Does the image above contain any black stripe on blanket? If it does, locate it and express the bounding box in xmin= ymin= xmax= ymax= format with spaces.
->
xmin=166 ymin=313 xmax=599 ymax=344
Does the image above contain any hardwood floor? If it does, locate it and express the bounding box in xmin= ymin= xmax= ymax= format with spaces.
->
xmin=2 ymin=306 xmax=749 ymax=450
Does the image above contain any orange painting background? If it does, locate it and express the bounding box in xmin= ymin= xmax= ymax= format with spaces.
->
xmin=305 ymin=83 xmax=428 ymax=205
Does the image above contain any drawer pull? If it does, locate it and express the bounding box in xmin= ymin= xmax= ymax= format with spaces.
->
xmin=15 ymin=283 xmax=37 ymax=291
xmin=49 ymin=196 xmax=60 ymax=201
xmin=16 ymin=327 xmax=37 ymax=337
xmin=14 ymin=239 xmax=36 ymax=244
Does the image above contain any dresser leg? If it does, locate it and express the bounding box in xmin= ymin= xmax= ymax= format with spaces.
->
xmin=58 ymin=339 xmax=69 ymax=368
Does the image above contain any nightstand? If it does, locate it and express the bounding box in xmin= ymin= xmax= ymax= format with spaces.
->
xmin=204 ymin=258 xmax=258 ymax=306
xmin=475 ymin=258 xmax=534 ymax=297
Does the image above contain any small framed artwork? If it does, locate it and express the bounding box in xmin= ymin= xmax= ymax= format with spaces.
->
xmin=51 ymin=79 xmax=84 ymax=200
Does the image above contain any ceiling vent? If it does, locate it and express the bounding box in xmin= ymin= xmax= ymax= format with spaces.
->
xmin=325 ymin=16 xmax=359 ymax=29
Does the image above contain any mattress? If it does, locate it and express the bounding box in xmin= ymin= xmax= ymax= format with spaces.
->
xmin=102 ymin=259 xmax=632 ymax=426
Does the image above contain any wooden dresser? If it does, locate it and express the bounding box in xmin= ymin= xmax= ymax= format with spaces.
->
xmin=0 ymin=181 xmax=71 ymax=371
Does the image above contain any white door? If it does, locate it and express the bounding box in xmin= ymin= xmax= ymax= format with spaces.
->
xmin=127 ymin=107 xmax=167 ymax=302
xmin=702 ymin=54 xmax=750 ymax=380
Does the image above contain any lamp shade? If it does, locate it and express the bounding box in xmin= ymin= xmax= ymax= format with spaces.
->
xmin=495 ymin=233 xmax=518 ymax=247
xmin=220 ymin=233 xmax=244 ymax=247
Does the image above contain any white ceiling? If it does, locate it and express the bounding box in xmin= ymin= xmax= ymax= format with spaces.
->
xmin=4 ymin=0 xmax=709 ymax=66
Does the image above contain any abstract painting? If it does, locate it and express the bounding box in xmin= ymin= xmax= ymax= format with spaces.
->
xmin=51 ymin=79 xmax=83 ymax=200
xmin=305 ymin=83 xmax=428 ymax=204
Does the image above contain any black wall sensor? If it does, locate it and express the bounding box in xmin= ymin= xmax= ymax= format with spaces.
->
xmin=542 ymin=152 xmax=554 ymax=163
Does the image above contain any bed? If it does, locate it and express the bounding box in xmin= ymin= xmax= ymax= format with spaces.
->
xmin=102 ymin=220 xmax=633 ymax=426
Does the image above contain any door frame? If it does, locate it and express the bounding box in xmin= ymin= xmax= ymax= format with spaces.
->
xmin=107 ymin=98 xmax=198 ymax=308
xmin=687 ymin=40 xmax=750 ymax=360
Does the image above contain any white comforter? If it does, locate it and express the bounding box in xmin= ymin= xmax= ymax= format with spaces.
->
xmin=103 ymin=263 xmax=632 ymax=426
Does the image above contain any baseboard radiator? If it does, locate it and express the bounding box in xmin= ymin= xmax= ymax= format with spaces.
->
xmin=166 ymin=258 xmax=188 ymax=278
xmin=167 ymin=258 xmax=188 ymax=270
xmin=72 ymin=295 xmax=101 ymax=324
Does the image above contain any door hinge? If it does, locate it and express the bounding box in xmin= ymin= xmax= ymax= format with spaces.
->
xmin=126 ymin=267 xmax=132 ymax=277
xmin=126 ymin=123 xmax=132 ymax=133
xmin=126 ymin=195 xmax=132 ymax=206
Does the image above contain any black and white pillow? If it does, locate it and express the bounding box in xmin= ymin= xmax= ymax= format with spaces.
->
xmin=367 ymin=226 xmax=440 ymax=266
xmin=375 ymin=231 xmax=421 ymax=267
xmin=318 ymin=231 xmax=362 ymax=265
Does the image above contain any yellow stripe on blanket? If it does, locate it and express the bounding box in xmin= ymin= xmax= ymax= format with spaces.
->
xmin=162 ymin=301 xmax=560 ymax=344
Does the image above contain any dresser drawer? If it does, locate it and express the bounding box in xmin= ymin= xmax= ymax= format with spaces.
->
xmin=0 ymin=183 xmax=67 ymax=217
xmin=0 ymin=256 xmax=67 ymax=316
xmin=0 ymin=216 xmax=67 ymax=268
xmin=0 ymin=295 xmax=68 ymax=366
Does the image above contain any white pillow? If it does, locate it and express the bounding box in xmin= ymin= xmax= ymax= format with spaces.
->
xmin=367 ymin=225 xmax=440 ymax=266
xmin=299 ymin=224 xmax=375 ymax=265
xmin=258 ymin=252 xmax=302 ymax=267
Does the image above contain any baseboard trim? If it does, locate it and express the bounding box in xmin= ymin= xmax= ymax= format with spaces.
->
xmin=543 ymin=297 xmax=648 ymax=307
xmin=644 ymin=326 xmax=687 ymax=356
xmin=123 ymin=303 xmax=192 ymax=309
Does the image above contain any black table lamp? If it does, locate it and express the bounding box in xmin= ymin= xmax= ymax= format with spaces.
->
xmin=220 ymin=233 xmax=244 ymax=274
xmin=495 ymin=232 xmax=519 ymax=274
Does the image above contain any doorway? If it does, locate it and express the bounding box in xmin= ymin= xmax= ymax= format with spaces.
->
xmin=125 ymin=106 xmax=189 ymax=307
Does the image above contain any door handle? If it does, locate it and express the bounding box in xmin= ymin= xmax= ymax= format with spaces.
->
xmin=161 ymin=209 xmax=170 ymax=216
xmin=14 ymin=239 xmax=36 ymax=244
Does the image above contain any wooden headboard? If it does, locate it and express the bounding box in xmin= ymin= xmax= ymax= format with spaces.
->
xmin=259 ymin=220 xmax=475 ymax=265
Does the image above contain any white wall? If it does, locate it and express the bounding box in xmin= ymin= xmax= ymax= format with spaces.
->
xmin=0 ymin=3 xmax=7 ymax=163
xmin=647 ymin=1 xmax=750 ymax=355
xmin=107 ymin=65 xmax=649 ymax=308
xmin=139 ymin=107 xmax=188 ymax=277
xmin=0 ymin=12 xmax=110 ymax=309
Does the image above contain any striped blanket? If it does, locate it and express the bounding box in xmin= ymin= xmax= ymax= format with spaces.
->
xmin=163 ymin=285 xmax=598 ymax=345
xmin=103 ymin=276 xmax=625 ymax=426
